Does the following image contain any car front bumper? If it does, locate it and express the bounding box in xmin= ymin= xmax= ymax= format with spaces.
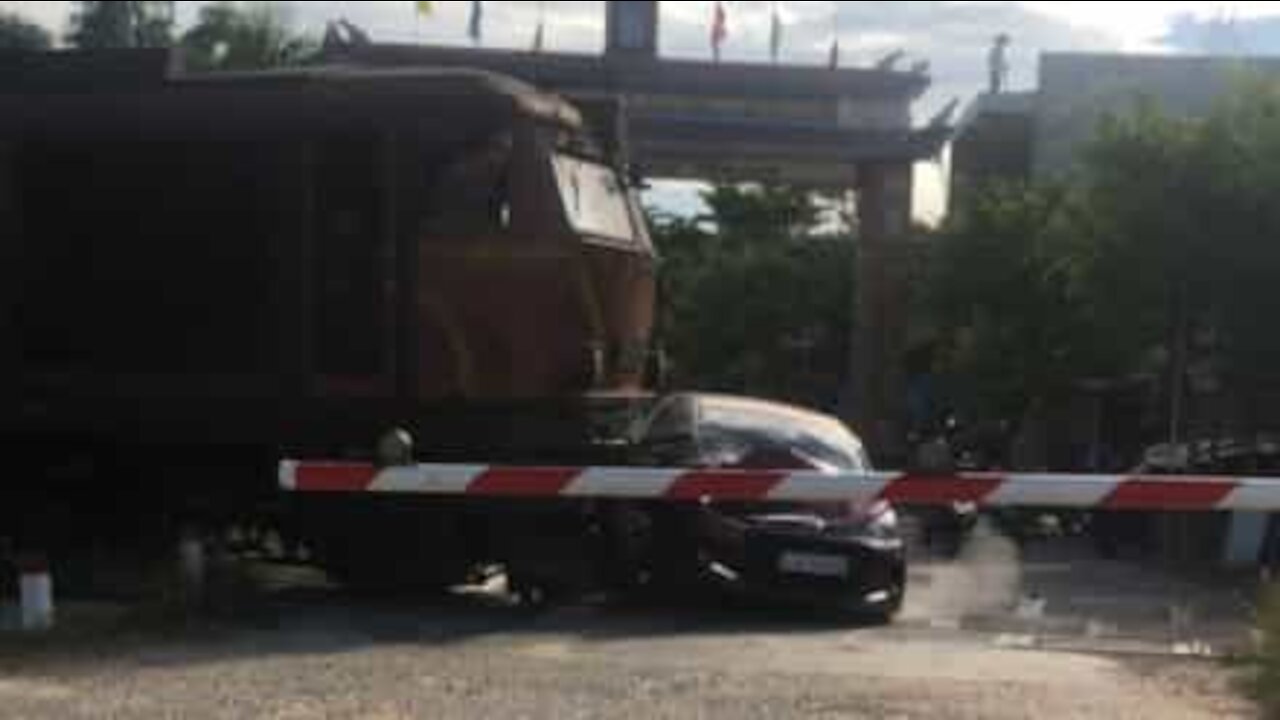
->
xmin=706 ymin=526 xmax=906 ymax=613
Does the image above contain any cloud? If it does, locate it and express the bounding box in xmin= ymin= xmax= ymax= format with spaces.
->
xmin=257 ymin=1 xmax=1119 ymax=119
xmin=280 ymin=1 xmax=604 ymax=52
xmin=4 ymin=2 xmax=1117 ymax=108
xmin=1161 ymin=11 xmax=1280 ymax=54
xmin=0 ymin=1 xmax=70 ymax=35
xmin=665 ymin=2 xmax=1115 ymax=113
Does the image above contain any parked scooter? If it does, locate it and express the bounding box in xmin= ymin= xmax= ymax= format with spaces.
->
xmin=908 ymin=417 xmax=981 ymax=558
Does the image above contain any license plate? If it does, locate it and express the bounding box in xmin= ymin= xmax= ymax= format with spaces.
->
xmin=778 ymin=552 xmax=849 ymax=578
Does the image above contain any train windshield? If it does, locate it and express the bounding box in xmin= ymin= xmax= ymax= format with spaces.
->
xmin=552 ymin=153 xmax=637 ymax=243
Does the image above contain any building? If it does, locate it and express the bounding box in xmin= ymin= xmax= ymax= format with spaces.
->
xmin=948 ymin=91 xmax=1034 ymax=212
xmin=952 ymin=51 xmax=1280 ymax=206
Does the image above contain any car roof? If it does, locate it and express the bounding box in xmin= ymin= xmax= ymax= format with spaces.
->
xmin=661 ymin=393 xmax=858 ymax=437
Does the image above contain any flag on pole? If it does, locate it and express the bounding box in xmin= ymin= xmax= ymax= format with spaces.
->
xmin=415 ymin=0 xmax=434 ymax=16
xmin=468 ymin=0 xmax=484 ymax=44
xmin=828 ymin=1 xmax=840 ymax=69
xmin=532 ymin=0 xmax=546 ymax=52
xmin=769 ymin=3 xmax=782 ymax=63
xmin=711 ymin=1 xmax=728 ymax=62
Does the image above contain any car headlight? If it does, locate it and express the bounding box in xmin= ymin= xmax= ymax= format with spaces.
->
xmin=865 ymin=505 xmax=899 ymax=537
xmin=843 ymin=503 xmax=903 ymax=550
xmin=376 ymin=428 xmax=415 ymax=467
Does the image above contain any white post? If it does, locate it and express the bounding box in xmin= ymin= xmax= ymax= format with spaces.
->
xmin=18 ymin=554 xmax=54 ymax=632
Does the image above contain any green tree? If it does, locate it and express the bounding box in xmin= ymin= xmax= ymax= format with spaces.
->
xmin=1200 ymin=86 xmax=1280 ymax=412
xmin=700 ymin=184 xmax=823 ymax=243
xmin=67 ymin=1 xmax=174 ymax=49
xmin=182 ymin=2 xmax=317 ymax=72
xmin=929 ymin=182 xmax=1107 ymax=425
xmin=1082 ymin=83 xmax=1280 ymax=432
xmin=652 ymin=184 xmax=853 ymax=411
xmin=932 ymin=81 xmax=1280 ymax=440
xmin=0 ymin=11 xmax=52 ymax=50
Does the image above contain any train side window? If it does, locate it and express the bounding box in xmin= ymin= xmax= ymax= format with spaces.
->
xmin=425 ymin=132 xmax=514 ymax=238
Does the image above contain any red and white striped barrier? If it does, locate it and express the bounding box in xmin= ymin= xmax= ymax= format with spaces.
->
xmin=278 ymin=461 xmax=1280 ymax=512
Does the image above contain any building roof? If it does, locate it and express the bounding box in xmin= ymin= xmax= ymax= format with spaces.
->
xmin=1042 ymin=50 xmax=1280 ymax=72
xmin=633 ymin=113 xmax=950 ymax=163
xmin=179 ymin=65 xmax=583 ymax=128
xmin=325 ymin=44 xmax=932 ymax=102
xmin=955 ymin=91 xmax=1036 ymax=132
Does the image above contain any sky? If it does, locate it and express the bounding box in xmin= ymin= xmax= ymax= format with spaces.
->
xmin=6 ymin=1 xmax=1280 ymax=219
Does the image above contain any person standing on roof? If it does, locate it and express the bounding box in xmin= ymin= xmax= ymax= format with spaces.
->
xmin=988 ymin=33 xmax=1011 ymax=94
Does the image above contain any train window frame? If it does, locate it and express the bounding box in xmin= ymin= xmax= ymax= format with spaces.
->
xmin=551 ymin=151 xmax=639 ymax=246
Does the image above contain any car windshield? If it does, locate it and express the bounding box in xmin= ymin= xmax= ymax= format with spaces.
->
xmin=698 ymin=398 xmax=871 ymax=471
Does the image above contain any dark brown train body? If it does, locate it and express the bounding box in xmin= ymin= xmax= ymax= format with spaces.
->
xmin=0 ymin=58 xmax=656 ymax=563
xmin=0 ymin=63 xmax=655 ymax=461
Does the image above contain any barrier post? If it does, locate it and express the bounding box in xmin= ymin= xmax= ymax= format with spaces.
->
xmin=16 ymin=553 xmax=54 ymax=632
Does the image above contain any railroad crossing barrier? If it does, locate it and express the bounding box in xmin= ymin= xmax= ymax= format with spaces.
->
xmin=280 ymin=462 xmax=1280 ymax=512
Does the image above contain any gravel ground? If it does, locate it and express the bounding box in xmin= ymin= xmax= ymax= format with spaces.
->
xmin=0 ymin=597 xmax=1255 ymax=720
xmin=0 ymin=529 xmax=1259 ymax=719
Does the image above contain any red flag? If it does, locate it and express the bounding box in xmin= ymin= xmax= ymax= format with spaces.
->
xmin=711 ymin=1 xmax=728 ymax=61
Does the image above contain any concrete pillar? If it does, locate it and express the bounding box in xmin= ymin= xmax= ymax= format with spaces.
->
xmin=858 ymin=163 xmax=914 ymax=241
xmin=605 ymin=1 xmax=659 ymax=59
xmin=851 ymin=162 xmax=914 ymax=461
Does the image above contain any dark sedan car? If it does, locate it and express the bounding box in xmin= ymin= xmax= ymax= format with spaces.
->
xmin=627 ymin=394 xmax=906 ymax=622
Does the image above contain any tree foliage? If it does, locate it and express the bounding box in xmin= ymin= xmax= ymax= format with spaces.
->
xmin=932 ymin=80 xmax=1280 ymax=435
xmin=931 ymin=183 xmax=1086 ymax=422
xmin=181 ymin=2 xmax=316 ymax=72
xmin=1093 ymin=84 xmax=1280 ymax=420
xmin=700 ymin=184 xmax=824 ymax=243
xmin=652 ymin=184 xmax=853 ymax=412
xmin=67 ymin=1 xmax=174 ymax=49
xmin=0 ymin=11 xmax=52 ymax=50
